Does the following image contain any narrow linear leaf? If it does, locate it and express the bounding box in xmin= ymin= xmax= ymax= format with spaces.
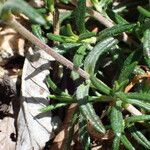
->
xmin=79 ymin=32 xmax=96 ymax=41
xmin=75 ymin=0 xmax=86 ymax=34
xmin=98 ymin=24 xmax=136 ymax=40
xmin=66 ymin=24 xmax=77 ymax=37
xmin=90 ymin=76 xmax=111 ymax=95
xmin=47 ymin=33 xmax=78 ymax=43
xmin=76 ymin=83 xmax=106 ymax=134
xmin=2 ymin=0 xmax=46 ymax=25
xmin=46 ymin=76 xmax=69 ymax=96
xmin=143 ymin=29 xmax=150 ymax=67
xmin=48 ymin=95 xmax=74 ymax=103
xmin=84 ymin=37 xmax=118 ymax=75
xmin=121 ymin=134 xmax=135 ymax=150
xmin=112 ymin=136 xmax=120 ymax=150
xmin=40 ymin=103 xmax=67 ymax=112
xmin=118 ymin=50 xmax=142 ymax=83
xmin=118 ymin=61 xmax=138 ymax=84
xmin=108 ymin=11 xmax=129 ymax=24
xmin=137 ymin=6 xmax=150 ymax=18
xmin=128 ymin=126 xmax=150 ymax=149
xmin=126 ymin=92 xmax=150 ymax=102
xmin=79 ymin=114 xmax=91 ymax=150
xmin=116 ymin=92 xmax=150 ymax=112
xmin=73 ymin=45 xmax=87 ymax=67
xmin=115 ymin=80 xmax=129 ymax=92
xmin=127 ymin=99 xmax=150 ymax=112
xmin=31 ymin=24 xmax=47 ymax=43
xmin=126 ymin=115 xmax=150 ymax=124
xmin=110 ymin=106 xmax=124 ymax=137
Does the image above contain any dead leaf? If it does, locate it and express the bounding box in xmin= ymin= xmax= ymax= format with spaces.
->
xmin=16 ymin=49 xmax=60 ymax=150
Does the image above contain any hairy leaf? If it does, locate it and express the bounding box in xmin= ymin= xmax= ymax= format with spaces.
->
xmin=118 ymin=51 xmax=140 ymax=83
xmin=74 ymin=0 xmax=86 ymax=34
xmin=128 ymin=126 xmax=150 ymax=149
xmin=76 ymin=83 xmax=106 ymax=134
xmin=110 ymin=106 xmax=124 ymax=137
xmin=116 ymin=92 xmax=150 ymax=112
xmin=126 ymin=92 xmax=150 ymax=102
xmin=126 ymin=115 xmax=150 ymax=124
xmin=121 ymin=134 xmax=135 ymax=150
xmin=98 ymin=24 xmax=136 ymax=40
xmin=73 ymin=45 xmax=87 ymax=67
xmin=143 ymin=29 xmax=150 ymax=67
xmin=112 ymin=136 xmax=120 ymax=150
xmin=90 ymin=76 xmax=111 ymax=95
xmin=84 ymin=37 xmax=118 ymax=75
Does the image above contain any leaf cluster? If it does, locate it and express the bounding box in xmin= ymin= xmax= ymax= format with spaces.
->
xmin=1 ymin=0 xmax=150 ymax=149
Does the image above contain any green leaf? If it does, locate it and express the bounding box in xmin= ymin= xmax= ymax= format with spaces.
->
xmin=137 ymin=6 xmax=150 ymax=18
xmin=46 ymin=76 xmax=68 ymax=96
xmin=121 ymin=134 xmax=135 ymax=150
xmin=44 ymin=0 xmax=54 ymax=12
xmin=108 ymin=11 xmax=129 ymax=24
xmin=113 ymin=80 xmax=129 ymax=92
xmin=66 ymin=24 xmax=77 ymax=37
xmin=112 ymin=136 xmax=120 ymax=150
xmin=60 ymin=0 xmax=70 ymax=4
xmin=110 ymin=106 xmax=124 ymax=137
xmin=74 ymin=0 xmax=86 ymax=34
xmin=47 ymin=33 xmax=78 ymax=43
xmin=47 ymin=33 xmax=66 ymax=43
xmin=79 ymin=32 xmax=96 ymax=41
xmin=128 ymin=126 xmax=150 ymax=149
xmin=84 ymin=37 xmax=118 ymax=75
xmin=2 ymin=0 xmax=46 ymax=25
xmin=118 ymin=51 xmax=139 ymax=83
xmin=73 ymin=45 xmax=87 ymax=67
xmin=40 ymin=103 xmax=67 ymax=112
xmin=126 ymin=92 xmax=150 ymax=102
xmin=31 ymin=24 xmax=47 ymax=43
xmin=98 ymin=24 xmax=136 ymax=40
xmin=79 ymin=114 xmax=91 ymax=150
xmin=90 ymin=76 xmax=111 ymax=95
xmin=118 ymin=61 xmax=137 ymax=83
xmin=116 ymin=92 xmax=150 ymax=112
xmin=126 ymin=115 xmax=150 ymax=124
xmin=76 ymin=83 xmax=106 ymax=134
xmin=53 ymin=43 xmax=81 ymax=54
xmin=48 ymin=94 xmax=74 ymax=103
xmin=143 ymin=29 xmax=150 ymax=67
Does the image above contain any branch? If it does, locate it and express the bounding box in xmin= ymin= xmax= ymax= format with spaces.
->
xmin=6 ymin=16 xmax=89 ymax=80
